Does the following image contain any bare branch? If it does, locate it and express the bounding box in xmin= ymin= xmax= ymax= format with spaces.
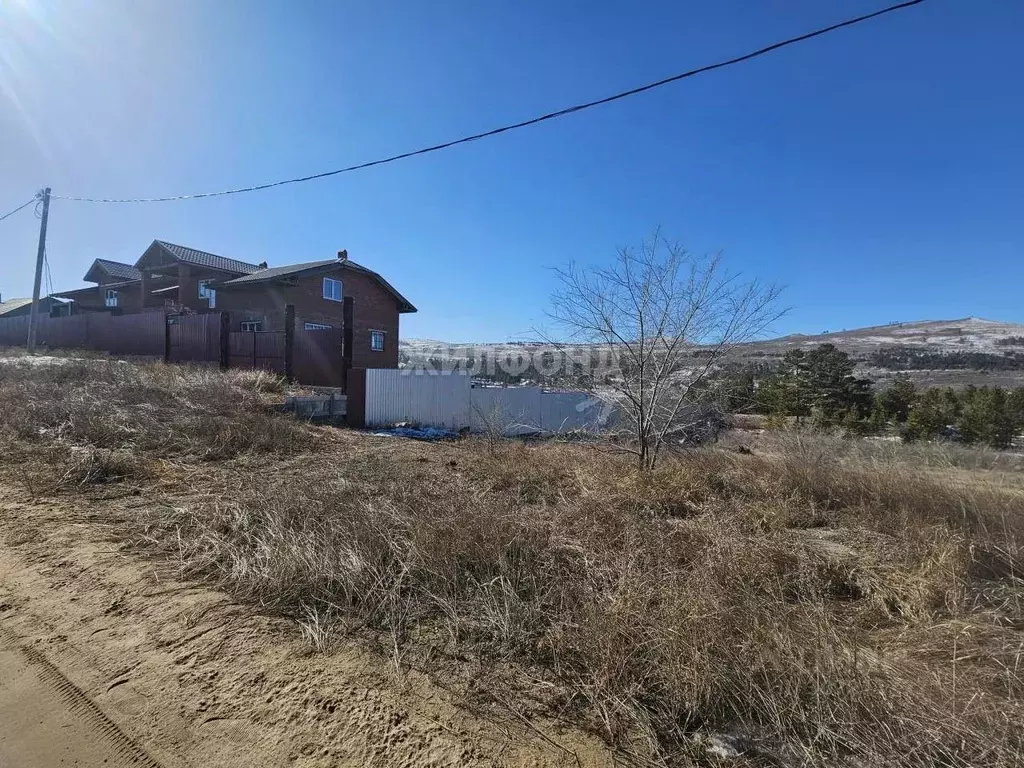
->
xmin=546 ymin=231 xmax=785 ymax=469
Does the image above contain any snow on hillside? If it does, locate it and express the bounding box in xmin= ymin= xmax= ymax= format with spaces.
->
xmin=402 ymin=318 xmax=1024 ymax=357
xmin=762 ymin=318 xmax=1024 ymax=354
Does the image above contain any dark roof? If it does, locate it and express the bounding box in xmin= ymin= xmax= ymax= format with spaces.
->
xmin=52 ymin=280 xmax=139 ymax=299
xmin=153 ymin=241 xmax=260 ymax=275
xmin=220 ymin=259 xmax=337 ymax=284
xmin=218 ymin=258 xmax=417 ymax=313
xmin=86 ymin=259 xmax=141 ymax=282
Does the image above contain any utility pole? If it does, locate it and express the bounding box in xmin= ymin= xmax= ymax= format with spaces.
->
xmin=27 ymin=187 xmax=51 ymax=352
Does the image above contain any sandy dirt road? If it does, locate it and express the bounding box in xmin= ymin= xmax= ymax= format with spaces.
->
xmin=0 ymin=629 xmax=162 ymax=767
xmin=0 ymin=479 xmax=611 ymax=768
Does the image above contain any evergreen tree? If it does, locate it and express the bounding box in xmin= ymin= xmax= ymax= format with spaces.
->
xmin=876 ymin=376 xmax=916 ymax=423
xmin=723 ymin=370 xmax=756 ymax=412
xmin=959 ymin=387 xmax=1016 ymax=448
xmin=803 ymin=344 xmax=872 ymax=425
xmin=760 ymin=349 xmax=813 ymax=423
xmin=904 ymin=388 xmax=952 ymax=442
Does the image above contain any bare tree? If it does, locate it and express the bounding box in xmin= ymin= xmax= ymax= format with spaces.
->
xmin=547 ymin=231 xmax=784 ymax=469
xmin=471 ymin=396 xmax=528 ymax=451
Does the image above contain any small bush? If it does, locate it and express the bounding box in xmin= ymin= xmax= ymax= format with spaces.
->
xmin=54 ymin=446 xmax=148 ymax=488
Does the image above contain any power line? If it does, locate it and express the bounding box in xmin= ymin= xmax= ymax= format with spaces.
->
xmin=0 ymin=197 xmax=36 ymax=223
xmin=43 ymin=248 xmax=54 ymax=298
xmin=53 ymin=0 xmax=927 ymax=205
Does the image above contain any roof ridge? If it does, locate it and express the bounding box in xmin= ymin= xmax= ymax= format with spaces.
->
xmin=154 ymin=240 xmax=261 ymax=273
xmin=217 ymin=256 xmax=416 ymax=312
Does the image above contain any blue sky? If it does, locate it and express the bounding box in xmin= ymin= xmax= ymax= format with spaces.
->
xmin=1 ymin=0 xmax=1021 ymax=341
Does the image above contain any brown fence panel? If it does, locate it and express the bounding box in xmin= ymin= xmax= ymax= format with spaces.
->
xmin=0 ymin=316 xmax=30 ymax=347
xmin=1 ymin=309 xmax=163 ymax=357
xmin=293 ymin=326 xmax=344 ymax=387
xmin=83 ymin=313 xmax=114 ymax=351
xmin=255 ymin=331 xmax=286 ymax=374
xmin=168 ymin=313 xmax=221 ymax=364
xmin=228 ymin=331 xmax=255 ymax=369
xmin=228 ymin=331 xmax=286 ymax=374
xmin=40 ymin=313 xmax=89 ymax=349
xmin=112 ymin=311 xmax=165 ymax=356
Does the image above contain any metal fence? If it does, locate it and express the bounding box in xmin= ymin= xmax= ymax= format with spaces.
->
xmin=0 ymin=309 xmax=349 ymax=388
xmin=293 ymin=326 xmax=346 ymax=388
xmin=362 ymin=369 xmax=611 ymax=434
xmin=0 ymin=311 xmax=166 ymax=357
xmin=228 ymin=330 xmax=287 ymax=374
xmin=167 ymin=313 xmax=222 ymax=364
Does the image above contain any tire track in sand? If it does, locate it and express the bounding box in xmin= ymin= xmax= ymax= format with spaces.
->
xmin=0 ymin=624 xmax=164 ymax=767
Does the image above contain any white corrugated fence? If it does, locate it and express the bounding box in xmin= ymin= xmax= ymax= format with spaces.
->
xmin=364 ymin=369 xmax=611 ymax=435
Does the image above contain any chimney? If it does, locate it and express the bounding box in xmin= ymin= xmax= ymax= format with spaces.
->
xmin=337 ymin=249 xmax=348 ymax=261
xmin=257 ymin=261 xmax=268 ymax=270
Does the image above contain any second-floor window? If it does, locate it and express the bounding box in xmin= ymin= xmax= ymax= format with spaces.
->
xmin=323 ymin=277 xmax=342 ymax=302
xmin=304 ymin=322 xmax=333 ymax=330
xmin=198 ymin=279 xmax=216 ymax=308
xmin=370 ymin=330 xmax=385 ymax=352
xmin=240 ymin=320 xmax=263 ymax=332
xmin=104 ymin=289 xmax=118 ymax=308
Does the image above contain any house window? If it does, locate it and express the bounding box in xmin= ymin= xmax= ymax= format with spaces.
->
xmin=240 ymin=320 xmax=263 ymax=332
xmin=370 ymin=330 xmax=385 ymax=352
xmin=104 ymin=289 xmax=118 ymax=308
xmin=304 ymin=322 xmax=333 ymax=331
xmin=198 ymin=279 xmax=216 ymax=308
xmin=322 ymin=277 xmax=342 ymax=302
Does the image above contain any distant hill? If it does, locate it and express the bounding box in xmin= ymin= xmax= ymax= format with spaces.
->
xmin=401 ymin=317 xmax=1024 ymax=389
xmin=753 ymin=317 xmax=1024 ymax=353
xmin=731 ymin=317 xmax=1024 ymax=388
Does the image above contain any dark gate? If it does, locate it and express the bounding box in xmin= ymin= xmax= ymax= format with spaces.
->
xmin=167 ymin=313 xmax=222 ymax=364
xmin=228 ymin=330 xmax=287 ymax=374
xmin=293 ymin=326 xmax=345 ymax=387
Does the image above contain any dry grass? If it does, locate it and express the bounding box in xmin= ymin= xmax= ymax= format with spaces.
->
xmin=135 ymin=439 xmax=1024 ymax=766
xmin=0 ymin=358 xmax=311 ymax=463
xmin=2 ymin=358 xmax=1023 ymax=766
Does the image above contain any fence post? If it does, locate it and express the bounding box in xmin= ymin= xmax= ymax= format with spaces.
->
xmin=346 ymin=368 xmax=366 ymax=427
xmin=84 ymin=313 xmax=94 ymax=351
xmin=284 ymin=304 xmax=295 ymax=381
xmin=342 ymin=296 xmax=354 ymax=391
xmin=219 ymin=312 xmax=230 ymax=369
xmin=163 ymin=313 xmax=171 ymax=363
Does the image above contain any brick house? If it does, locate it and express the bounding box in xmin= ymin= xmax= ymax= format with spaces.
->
xmin=214 ymin=250 xmax=416 ymax=369
xmin=53 ymin=241 xmax=415 ymax=370
xmin=51 ymin=258 xmax=143 ymax=313
xmin=52 ymin=242 xmax=239 ymax=314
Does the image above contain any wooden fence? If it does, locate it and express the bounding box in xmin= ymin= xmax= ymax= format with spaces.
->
xmin=0 ymin=306 xmax=347 ymax=388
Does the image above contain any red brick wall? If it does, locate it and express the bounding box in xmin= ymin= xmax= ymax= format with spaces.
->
xmin=215 ymin=266 xmax=403 ymax=368
xmin=95 ymin=272 xmax=123 ymax=286
xmin=178 ymin=265 xmax=233 ymax=312
xmin=69 ymin=285 xmax=144 ymax=313
xmin=342 ymin=269 xmax=401 ymax=370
